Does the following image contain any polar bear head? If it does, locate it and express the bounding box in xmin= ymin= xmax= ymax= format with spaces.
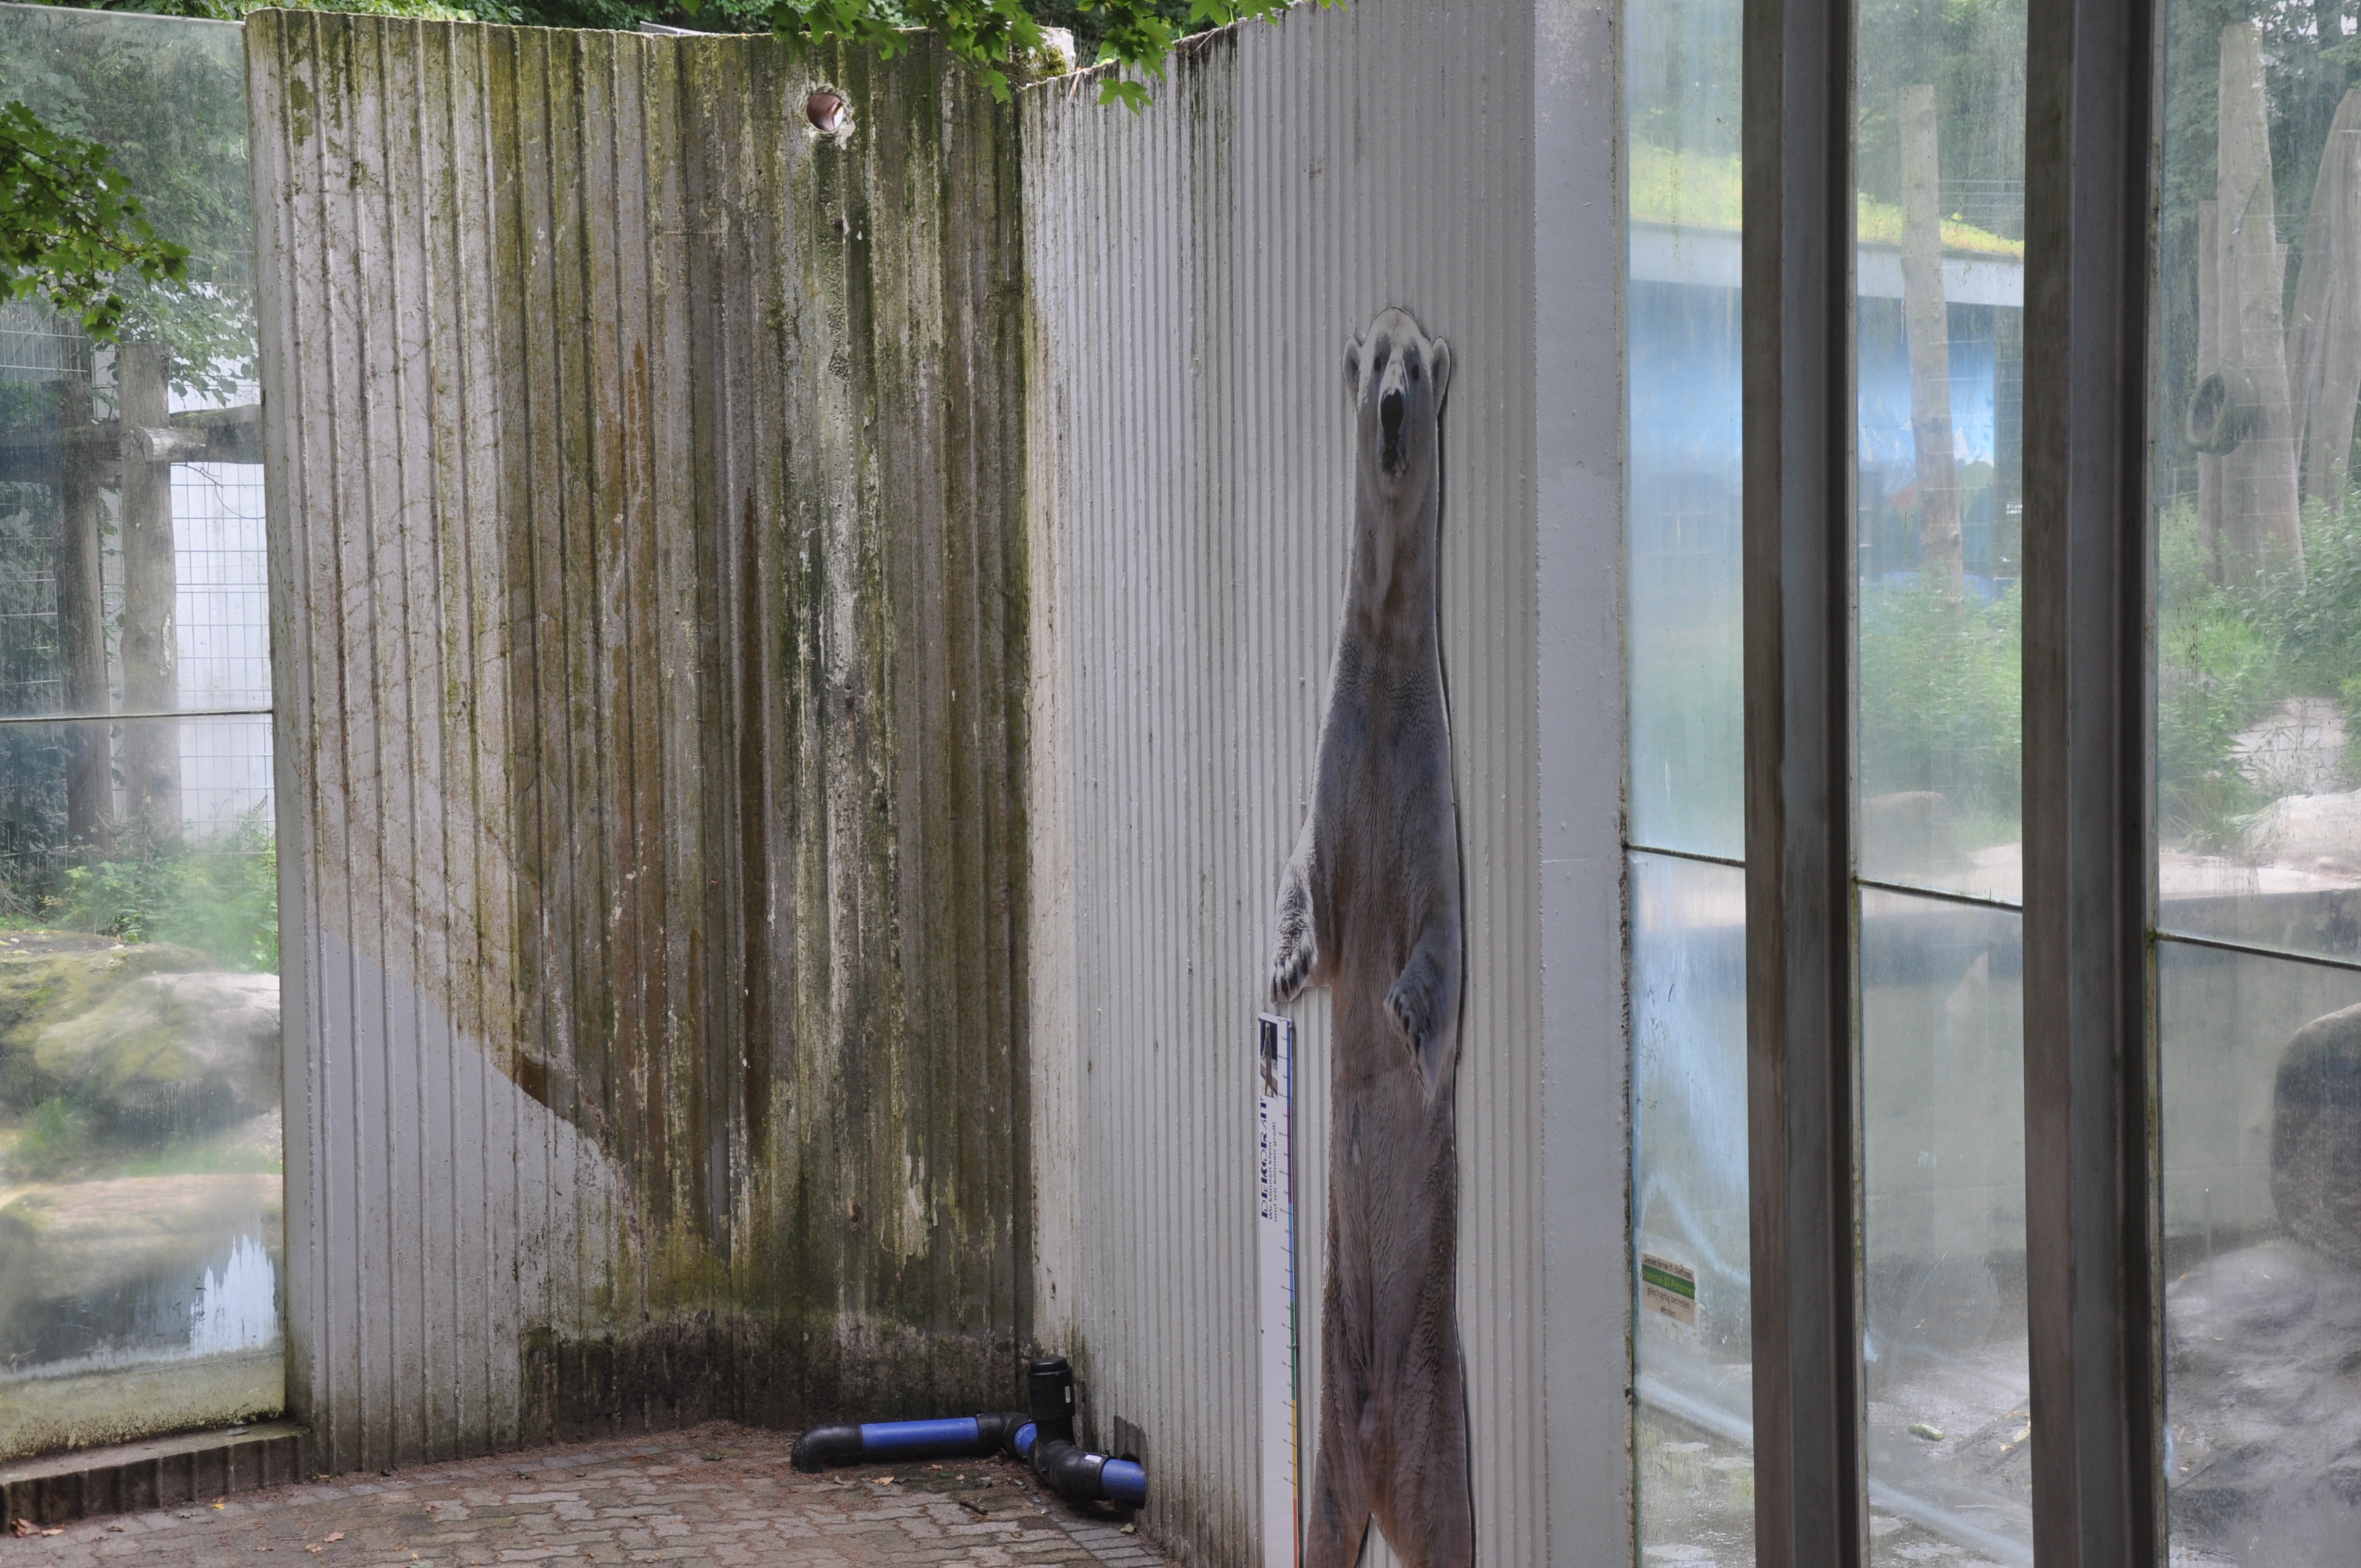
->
xmin=1343 ymin=306 xmax=1451 ymax=499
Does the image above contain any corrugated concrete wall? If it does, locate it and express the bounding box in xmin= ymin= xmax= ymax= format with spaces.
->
xmin=249 ymin=12 xmax=1031 ymax=1472
xmin=1534 ymin=3 xmax=1638 ymax=1564
xmin=1020 ymin=7 xmax=1549 ymax=1564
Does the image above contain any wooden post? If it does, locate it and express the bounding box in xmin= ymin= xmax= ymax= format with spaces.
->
xmin=2197 ymin=198 xmax=2223 ymax=578
xmin=1901 ymin=84 xmax=1963 ymax=596
xmin=2287 ymin=89 xmax=2361 ymax=513
xmin=2217 ymin=21 xmax=2306 ymax=584
xmin=116 ymin=341 xmax=179 ymax=838
xmin=54 ymin=377 xmax=112 ymax=852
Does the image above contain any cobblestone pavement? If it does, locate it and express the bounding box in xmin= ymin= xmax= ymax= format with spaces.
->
xmin=1 ymin=1423 xmax=1167 ymax=1568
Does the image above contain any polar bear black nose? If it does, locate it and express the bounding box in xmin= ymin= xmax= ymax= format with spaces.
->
xmin=1380 ymin=388 xmax=1404 ymax=443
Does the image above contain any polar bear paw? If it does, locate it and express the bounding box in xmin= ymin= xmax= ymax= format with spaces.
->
xmin=1271 ymin=884 xmax=1317 ymax=1003
xmin=1387 ymin=968 xmax=1437 ymax=1061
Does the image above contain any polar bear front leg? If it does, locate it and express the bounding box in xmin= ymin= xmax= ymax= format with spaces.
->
xmin=1386 ymin=910 xmax=1462 ymax=1090
xmin=1271 ymin=817 xmax=1321 ymax=1002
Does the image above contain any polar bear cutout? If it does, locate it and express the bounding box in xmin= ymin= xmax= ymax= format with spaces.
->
xmin=1271 ymin=305 xmax=1472 ymax=1568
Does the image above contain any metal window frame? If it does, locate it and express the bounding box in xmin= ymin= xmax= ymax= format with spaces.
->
xmin=1741 ymin=0 xmax=1866 ymax=1561
xmin=1738 ymin=0 xmax=2163 ymax=1558
xmin=2020 ymin=0 xmax=2163 ymax=1558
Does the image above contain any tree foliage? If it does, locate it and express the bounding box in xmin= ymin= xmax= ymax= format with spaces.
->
xmin=4 ymin=0 xmax=1321 ymax=390
xmin=43 ymin=0 xmax=1333 ymax=106
xmin=0 ymin=99 xmax=189 ymax=343
xmin=697 ymin=0 xmax=1327 ymax=107
xmin=1 ymin=5 xmax=257 ymax=396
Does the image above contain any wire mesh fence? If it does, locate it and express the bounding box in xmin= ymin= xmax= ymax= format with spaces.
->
xmin=0 ymin=321 xmax=272 ymax=896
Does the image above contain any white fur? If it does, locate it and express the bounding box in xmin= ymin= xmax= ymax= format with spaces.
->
xmin=1272 ymin=306 xmax=1472 ymax=1568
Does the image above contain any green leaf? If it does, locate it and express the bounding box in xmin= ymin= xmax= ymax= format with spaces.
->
xmin=1096 ymin=76 xmax=1150 ymax=111
xmin=0 ymin=98 xmax=189 ymax=344
xmin=767 ymin=0 xmax=1343 ymax=111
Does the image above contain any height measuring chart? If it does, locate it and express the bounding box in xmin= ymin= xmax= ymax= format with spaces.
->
xmin=1255 ymin=1012 xmax=1300 ymax=1568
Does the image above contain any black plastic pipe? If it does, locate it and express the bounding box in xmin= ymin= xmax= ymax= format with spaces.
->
xmin=789 ymin=1411 xmax=1029 ymax=1473
xmin=1011 ymin=1420 xmax=1148 ymax=1507
xmin=1018 ymin=1357 xmax=1147 ymax=1507
xmin=786 ymin=1357 xmax=1146 ymax=1509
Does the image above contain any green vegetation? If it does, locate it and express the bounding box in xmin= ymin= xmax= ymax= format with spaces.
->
xmin=1629 ymin=142 xmax=2023 ymax=257
xmin=10 ymin=0 xmax=1315 ymax=389
xmin=35 ymin=814 xmax=280 ymax=973
xmin=2158 ymin=499 xmax=2361 ymax=849
xmin=1858 ymin=584 xmax=2023 ymax=850
xmin=1 ymin=4 xmax=255 ymax=399
xmin=1853 ymin=0 xmax=2026 ymax=228
xmin=10 ymin=1095 xmax=92 ymax=1179
xmin=749 ymin=0 xmax=1312 ymax=105
xmin=0 ymin=99 xmax=188 ymax=344
xmin=34 ymin=0 xmax=1329 ymax=108
xmin=0 ymin=811 xmax=278 ymax=973
xmin=1849 ymin=494 xmax=2361 ymax=860
xmin=118 ymin=1126 xmax=282 ymax=1177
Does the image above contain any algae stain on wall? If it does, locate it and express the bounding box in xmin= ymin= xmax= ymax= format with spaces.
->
xmin=250 ymin=11 xmax=1030 ymax=1464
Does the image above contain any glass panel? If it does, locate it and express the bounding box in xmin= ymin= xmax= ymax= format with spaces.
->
xmin=0 ymin=714 xmax=281 ymax=1458
xmin=1627 ymin=0 xmax=1744 ymax=860
xmin=1628 ymin=0 xmax=1749 ymax=1550
xmin=2154 ymin=4 xmax=2361 ymax=1558
xmin=2150 ymin=6 xmax=2361 ymax=967
xmin=1854 ymin=0 xmax=2027 ymax=900
xmin=2158 ymin=940 xmax=2361 ymax=1560
xmin=1630 ymin=851 xmax=1757 ymax=1564
xmin=1859 ymin=888 xmax=2030 ymax=1564
xmin=0 ymin=3 xmax=263 ymax=724
xmin=1851 ymin=4 xmax=2030 ymax=1555
xmin=0 ymin=1 xmax=276 ymax=1454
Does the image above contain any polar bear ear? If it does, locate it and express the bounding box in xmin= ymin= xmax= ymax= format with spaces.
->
xmin=1343 ymin=334 xmax=1363 ymax=401
xmin=1430 ymin=338 xmax=1452 ymax=403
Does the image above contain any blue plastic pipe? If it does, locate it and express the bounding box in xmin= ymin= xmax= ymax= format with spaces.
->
xmin=1099 ymin=1459 xmax=1147 ymax=1506
xmin=789 ymin=1412 xmax=1027 ymax=1472
xmin=859 ymin=1418 xmax=982 ymax=1458
xmin=789 ymin=1361 xmax=1146 ymax=1510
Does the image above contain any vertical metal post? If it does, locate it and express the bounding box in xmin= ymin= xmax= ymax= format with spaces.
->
xmin=1742 ymin=0 xmax=1863 ymax=1557
xmin=2021 ymin=0 xmax=2161 ymax=1555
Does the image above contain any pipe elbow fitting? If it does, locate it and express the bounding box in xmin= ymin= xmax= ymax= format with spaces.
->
xmin=789 ymin=1423 xmax=864 ymax=1473
xmin=1034 ymin=1436 xmax=1107 ymax=1497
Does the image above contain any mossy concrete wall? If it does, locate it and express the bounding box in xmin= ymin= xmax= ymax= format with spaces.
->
xmin=248 ymin=10 xmax=1029 ymax=1471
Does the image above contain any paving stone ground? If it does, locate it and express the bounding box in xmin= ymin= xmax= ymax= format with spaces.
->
xmin=0 ymin=1423 xmax=1169 ymax=1568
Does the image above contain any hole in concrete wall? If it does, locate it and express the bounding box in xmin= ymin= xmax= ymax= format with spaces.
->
xmin=805 ymin=90 xmax=846 ymax=133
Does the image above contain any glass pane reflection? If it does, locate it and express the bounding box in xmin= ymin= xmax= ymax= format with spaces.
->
xmin=1627 ymin=0 xmax=1745 ymax=861
xmin=2159 ymin=940 xmax=2361 ymax=1564
xmin=1853 ymin=0 xmax=2027 ymax=901
xmin=1860 ymin=888 xmax=2029 ymax=1566
xmin=2150 ymin=9 xmax=2361 ymax=968
xmin=0 ymin=714 xmax=281 ymax=1461
xmin=1630 ymin=851 xmax=1755 ymax=1564
xmin=0 ymin=3 xmax=264 ymax=725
